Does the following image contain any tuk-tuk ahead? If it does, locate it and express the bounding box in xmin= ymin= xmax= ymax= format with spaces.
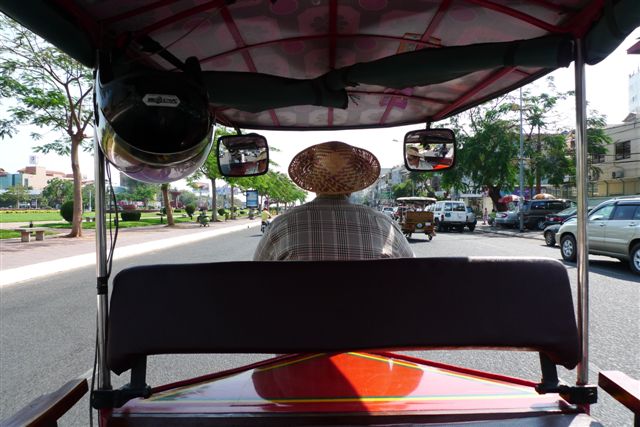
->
xmin=395 ymin=196 xmax=437 ymax=239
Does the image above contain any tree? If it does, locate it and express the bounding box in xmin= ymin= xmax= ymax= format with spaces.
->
xmin=515 ymin=79 xmax=608 ymax=195
xmin=519 ymin=81 xmax=570 ymax=195
xmin=441 ymin=102 xmax=520 ymax=210
xmin=2 ymin=184 xmax=30 ymax=208
xmin=42 ymin=178 xmax=73 ymax=207
xmin=539 ymin=134 xmax=572 ymax=187
xmin=584 ymin=112 xmax=611 ymax=180
xmin=392 ymin=181 xmax=414 ymax=198
xmin=131 ymin=183 xmax=160 ymax=208
xmin=0 ymin=16 xmax=93 ymax=237
xmin=256 ymin=171 xmax=306 ymax=208
xmin=81 ymin=183 xmax=95 ymax=211
xmin=178 ymin=190 xmax=197 ymax=207
xmin=189 ymin=127 xmax=237 ymax=221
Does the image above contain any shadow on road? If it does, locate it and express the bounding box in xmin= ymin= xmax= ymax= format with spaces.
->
xmin=560 ymin=258 xmax=637 ymax=281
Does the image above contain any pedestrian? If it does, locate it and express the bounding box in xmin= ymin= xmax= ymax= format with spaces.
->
xmin=483 ymin=207 xmax=488 ymax=225
xmin=253 ymin=141 xmax=414 ymax=261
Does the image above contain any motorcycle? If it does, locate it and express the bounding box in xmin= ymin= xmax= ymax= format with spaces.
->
xmin=260 ymin=219 xmax=270 ymax=233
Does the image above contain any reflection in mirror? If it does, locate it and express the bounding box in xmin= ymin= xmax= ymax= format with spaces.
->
xmin=404 ymin=129 xmax=456 ymax=172
xmin=217 ymin=133 xmax=269 ymax=177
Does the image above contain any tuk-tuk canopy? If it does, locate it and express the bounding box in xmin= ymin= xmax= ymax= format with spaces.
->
xmin=1 ymin=1 xmax=638 ymax=130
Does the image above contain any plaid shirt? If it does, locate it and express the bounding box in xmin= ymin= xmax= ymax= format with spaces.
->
xmin=253 ymin=195 xmax=414 ymax=260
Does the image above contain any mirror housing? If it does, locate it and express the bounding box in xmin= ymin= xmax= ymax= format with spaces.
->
xmin=404 ymin=129 xmax=456 ymax=172
xmin=217 ymin=133 xmax=269 ymax=177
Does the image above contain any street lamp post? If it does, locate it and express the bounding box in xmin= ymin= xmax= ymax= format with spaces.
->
xmin=518 ymin=87 xmax=525 ymax=232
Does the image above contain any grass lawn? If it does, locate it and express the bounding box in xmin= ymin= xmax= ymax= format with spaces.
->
xmin=0 ymin=211 xmax=63 ymax=223
xmin=0 ymin=211 xmax=245 ymax=224
xmin=0 ymin=211 xmax=242 ymax=239
xmin=41 ymin=216 xmax=195 ymax=229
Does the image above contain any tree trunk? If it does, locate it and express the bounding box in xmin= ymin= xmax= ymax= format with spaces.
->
xmin=210 ymin=178 xmax=218 ymax=221
xmin=68 ymin=137 xmax=83 ymax=237
xmin=230 ymin=185 xmax=235 ymax=219
xmin=161 ymin=184 xmax=175 ymax=226
xmin=535 ymin=133 xmax=542 ymax=195
xmin=487 ymin=185 xmax=502 ymax=211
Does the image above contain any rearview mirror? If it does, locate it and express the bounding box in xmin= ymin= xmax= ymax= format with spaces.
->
xmin=217 ymin=133 xmax=269 ymax=177
xmin=404 ymin=129 xmax=456 ymax=172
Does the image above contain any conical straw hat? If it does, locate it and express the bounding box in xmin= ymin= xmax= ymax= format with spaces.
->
xmin=288 ymin=141 xmax=380 ymax=194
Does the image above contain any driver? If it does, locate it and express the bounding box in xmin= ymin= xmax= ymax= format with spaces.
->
xmin=406 ymin=146 xmax=434 ymax=170
xmin=253 ymin=141 xmax=414 ymax=261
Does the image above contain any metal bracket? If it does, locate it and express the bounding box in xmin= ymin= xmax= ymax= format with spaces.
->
xmin=91 ymin=384 xmax=152 ymax=409
xmin=535 ymin=354 xmax=597 ymax=404
xmin=535 ymin=382 xmax=598 ymax=405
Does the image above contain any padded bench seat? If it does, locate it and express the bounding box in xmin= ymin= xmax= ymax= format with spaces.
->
xmin=107 ymin=257 xmax=579 ymax=375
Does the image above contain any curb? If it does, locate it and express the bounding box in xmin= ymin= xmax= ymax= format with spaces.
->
xmin=474 ymin=226 xmax=544 ymax=241
xmin=0 ymin=221 xmax=261 ymax=288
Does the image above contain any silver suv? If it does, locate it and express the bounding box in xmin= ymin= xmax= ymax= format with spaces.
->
xmin=557 ymin=197 xmax=640 ymax=274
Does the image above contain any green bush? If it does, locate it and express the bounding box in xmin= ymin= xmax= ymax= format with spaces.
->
xmin=239 ymin=210 xmax=246 ymax=215
xmin=161 ymin=207 xmax=166 ymax=215
xmin=60 ymin=201 xmax=74 ymax=222
xmin=218 ymin=208 xmax=226 ymax=216
xmin=121 ymin=211 xmax=142 ymax=221
xmin=185 ymin=204 xmax=196 ymax=217
xmin=175 ymin=209 xmax=182 ymax=213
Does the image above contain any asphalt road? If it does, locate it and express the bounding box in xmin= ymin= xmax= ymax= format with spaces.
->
xmin=1 ymin=228 xmax=638 ymax=426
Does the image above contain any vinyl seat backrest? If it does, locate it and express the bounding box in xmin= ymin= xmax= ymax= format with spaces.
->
xmin=107 ymin=257 xmax=579 ymax=375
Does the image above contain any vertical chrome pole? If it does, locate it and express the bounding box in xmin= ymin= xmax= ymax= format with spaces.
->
xmin=94 ymin=132 xmax=112 ymax=390
xmin=574 ymin=38 xmax=589 ymax=386
xmin=519 ymin=87 xmax=525 ymax=231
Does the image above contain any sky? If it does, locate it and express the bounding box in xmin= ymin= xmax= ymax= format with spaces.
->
xmin=1 ymin=28 xmax=639 ymax=192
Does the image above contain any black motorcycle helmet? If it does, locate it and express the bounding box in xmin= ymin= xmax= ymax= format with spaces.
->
xmin=94 ymin=57 xmax=213 ymax=183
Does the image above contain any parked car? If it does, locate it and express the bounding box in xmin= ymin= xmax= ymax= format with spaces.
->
xmin=543 ymin=207 xmax=594 ymax=245
xmin=431 ymin=200 xmax=468 ymax=232
xmin=544 ymin=206 xmax=577 ymax=227
xmin=495 ymin=199 xmax=574 ymax=230
xmin=521 ymin=199 xmax=574 ymax=230
xmin=543 ymin=223 xmax=562 ymax=247
xmin=494 ymin=210 xmax=519 ymax=228
xmin=557 ymin=197 xmax=640 ymax=274
xmin=543 ymin=216 xmax=578 ymax=247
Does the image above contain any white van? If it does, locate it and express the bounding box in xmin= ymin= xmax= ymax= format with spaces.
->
xmin=431 ymin=201 xmax=468 ymax=232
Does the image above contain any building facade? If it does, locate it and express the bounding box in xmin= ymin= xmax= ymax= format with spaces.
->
xmin=594 ymin=113 xmax=639 ymax=197
xmin=0 ymin=169 xmax=24 ymax=189
xmin=0 ymin=166 xmax=70 ymax=190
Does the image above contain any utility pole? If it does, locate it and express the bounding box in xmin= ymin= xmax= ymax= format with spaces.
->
xmin=519 ymin=87 xmax=525 ymax=232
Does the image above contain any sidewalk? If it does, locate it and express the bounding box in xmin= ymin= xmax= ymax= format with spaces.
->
xmin=0 ymin=217 xmax=261 ymax=287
